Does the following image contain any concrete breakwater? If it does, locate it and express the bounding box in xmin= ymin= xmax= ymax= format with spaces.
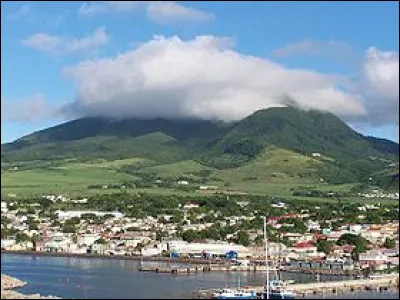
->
xmin=139 ymin=265 xmax=278 ymax=274
xmin=193 ymin=274 xmax=399 ymax=299
xmin=139 ymin=264 xmax=364 ymax=275
xmin=1 ymin=274 xmax=61 ymax=299
xmin=280 ymin=266 xmax=361 ymax=276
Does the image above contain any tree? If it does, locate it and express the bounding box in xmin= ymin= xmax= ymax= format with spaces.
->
xmin=383 ymin=238 xmax=396 ymax=249
xmin=236 ymin=231 xmax=250 ymax=247
xmin=62 ymin=223 xmax=76 ymax=233
xmin=15 ymin=232 xmax=31 ymax=244
xmin=337 ymin=233 xmax=369 ymax=260
xmin=182 ymin=230 xmax=199 ymax=243
xmin=316 ymin=240 xmax=334 ymax=254
xmin=95 ymin=238 xmax=108 ymax=245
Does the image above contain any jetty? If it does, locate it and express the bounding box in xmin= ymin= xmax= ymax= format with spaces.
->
xmin=193 ymin=274 xmax=399 ymax=299
xmin=139 ymin=265 xmax=278 ymax=274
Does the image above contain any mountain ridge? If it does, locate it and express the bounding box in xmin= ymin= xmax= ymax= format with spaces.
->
xmin=1 ymin=107 xmax=398 ymax=189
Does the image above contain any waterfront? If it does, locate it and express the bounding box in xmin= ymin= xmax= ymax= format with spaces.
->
xmin=1 ymin=253 xmax=399 ymax=299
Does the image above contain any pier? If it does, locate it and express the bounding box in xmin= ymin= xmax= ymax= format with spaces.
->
xmin=138 ymin=264 xmax=361 ymax=275
xmin=193 ymin=274 xmax=399 ymax=299
xmin=138 ymin=265 xmax=278 ymax=274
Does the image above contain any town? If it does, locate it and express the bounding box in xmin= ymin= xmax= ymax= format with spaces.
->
xmin=1 ymin=192 xmax=399 ymax=276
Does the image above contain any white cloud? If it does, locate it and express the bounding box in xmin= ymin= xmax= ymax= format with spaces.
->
xmin=7 ymin=4 xmax=68 ymax=27
xmin=146 ymin=1 xmax=214 ymax=23
xmin=78 ymin=1 xmax=214 ymax=23
xmin=1 ymin=94 xmax=58 ymax=122
xmin=356 ymin=47 xmax=399 ymax=125
xmin=7 ymin=4 xmax=32 ymax=21
xmin=22 ymin=27 xmax=108 ymax=55
xmin=272 ymin=39 xmax=355 ymax=62
xmin=61 ymin=35 xmax=374 ymax=123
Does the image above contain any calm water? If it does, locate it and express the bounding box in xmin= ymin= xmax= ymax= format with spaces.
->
xmin=1 ymin=253 xmax=398 ymax=299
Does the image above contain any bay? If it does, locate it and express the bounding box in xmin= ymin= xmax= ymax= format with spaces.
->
xmin=1 ymin=253 xmax=398 ymax=299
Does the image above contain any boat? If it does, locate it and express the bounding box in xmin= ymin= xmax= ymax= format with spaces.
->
xmin=212 ymin=275 xmax=257 ymax=299
xmin=264 ymin=280 xmax=295 ymax=299
xmin=261 ymin=217 xmax=295 ymax=300
xmin=213 ymin=288 xmax=257 ymax=299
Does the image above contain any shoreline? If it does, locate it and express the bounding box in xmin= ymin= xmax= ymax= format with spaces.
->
xmin=1 ymin=250 xmax=225 ymax=265
xmin=1 ymin=274 xmax=61 ymax=299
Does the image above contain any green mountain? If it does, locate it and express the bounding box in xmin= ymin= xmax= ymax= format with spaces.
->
xmin=1 ymin=118 xmax=229 ymax=163
xmin=2 ymin=107 xmax=398 ymax=190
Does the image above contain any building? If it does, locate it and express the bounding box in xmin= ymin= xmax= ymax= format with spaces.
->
xmin=359 ymin=250 xmax=389 ymax=270
xmin=183 ymin=202 xmax=199 ymax=210
xmin=287 ymin=242 xmax=320 ymax=259
xmin=165 ymin=240 xmax=251 ymax=258
xmin=1 ymin=239 xmax=16 ymax=250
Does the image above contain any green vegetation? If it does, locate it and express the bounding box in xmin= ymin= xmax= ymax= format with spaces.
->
xmin=1 ymin=107 xmax=398 ymax=197
xmin=337 ymin=233 xmax=371 ymax=260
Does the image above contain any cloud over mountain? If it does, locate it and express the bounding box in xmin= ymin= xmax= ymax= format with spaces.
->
xmin=61 ymin=35 xmax=398 ymax=127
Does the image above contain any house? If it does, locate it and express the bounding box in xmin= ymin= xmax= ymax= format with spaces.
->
xmin=1 ymin=239 xmax=16 ymax=250
xmin=177 ymin=180 xmax=189 ymax=185
xmin=288 ymin=242 xmax=320 ymax=259
xmin=282 ymin=232 xmax=303 ymax=244
xmin=348 ymin=224 xmax=363 ymax=234
xmin=306 ymin=220 xmax=320 ymax=231
xmin=359 ymin=250 xmax=389 ymax=270
xmin=271 ymin=202 xmax=287 ymax=209
xmin=183 ymin=202 xmax=199 ymax=210
xmin=90 ymin=242 xmax=109 ymax=255
xmin=80 ymin=234 xmax=100 ymax=247
xmin=1 ymin=202 xmax=8 ymax=213
xmin=361 ymin=229 xmax=385 ymax=244
xmin=330 ymin=244 xmax=355 ymax=257
xmin=45 ymin=235 xmax=74 ymax=253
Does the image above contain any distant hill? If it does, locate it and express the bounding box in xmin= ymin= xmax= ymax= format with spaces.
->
xmin=2 ymin=107 xmax=398 ymax=189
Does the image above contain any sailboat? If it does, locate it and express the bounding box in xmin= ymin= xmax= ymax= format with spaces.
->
xmin=262 ymin=217 xmax=295 ymax=300
xmin=213 ymin=276 xmax=257 ymax=299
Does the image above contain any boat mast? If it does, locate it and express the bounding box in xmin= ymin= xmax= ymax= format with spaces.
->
xmin=264 ymin=216 xmax=269 ymax=299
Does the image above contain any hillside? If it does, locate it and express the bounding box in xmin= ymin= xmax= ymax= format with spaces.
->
xmin=1 ymin=107 xmax=398 ymax=193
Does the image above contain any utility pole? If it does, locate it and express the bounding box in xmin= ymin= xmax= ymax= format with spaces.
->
xmin=264 ymin=216 xmax=269 ymax=299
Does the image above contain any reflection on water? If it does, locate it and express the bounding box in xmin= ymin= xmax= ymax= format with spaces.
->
xmin=1 ymin=254 xmax=398 ymax=299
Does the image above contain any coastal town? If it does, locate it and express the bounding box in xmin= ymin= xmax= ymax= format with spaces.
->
xmin=1 ymin=192 xmax=399 ymax=277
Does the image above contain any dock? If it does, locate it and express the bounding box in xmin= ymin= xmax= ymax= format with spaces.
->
xmin=280 ymin=266 xmax=361 ymax=276
xmin=139 ymin=265 xmax=278 ymax=274
xmin=193 ymin=274 xmax=399 ymax=299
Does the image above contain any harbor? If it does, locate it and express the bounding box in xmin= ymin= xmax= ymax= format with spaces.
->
xmin=3 ymin=252 xmax=399 ymax=299
xmin=193 ymin=274 xmax=400 ymax=299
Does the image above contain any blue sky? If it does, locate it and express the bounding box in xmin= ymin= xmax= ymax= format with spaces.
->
xmin=1 ymin=1 xmax=399 ymax=143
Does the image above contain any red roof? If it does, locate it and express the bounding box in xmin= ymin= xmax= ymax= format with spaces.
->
xmin=295 ymin=242 xmax=314 ymax=248
xmin=314 ymin=233 xmax=327 ymax=240
xmin=283 ymin=213 xmax=297 ymax=218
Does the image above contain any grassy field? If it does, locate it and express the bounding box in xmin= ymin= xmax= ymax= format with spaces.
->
xmin=212 ymin=148 xmax=322 ymax=187
xmin=140 ymin=160 xmax=215 ymax=177
xmin=2 ymin=148 xmax=397 ymax=204
xmin=1 ymin=167 xmax=136 ymax=198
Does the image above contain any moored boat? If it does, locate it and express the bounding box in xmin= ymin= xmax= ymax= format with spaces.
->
xmin=213 ymin=288 xmax=257 ymax=299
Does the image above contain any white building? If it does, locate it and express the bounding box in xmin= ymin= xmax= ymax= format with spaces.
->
xmin=183 ymin=202 xmax=199 ymax=210
xmin=166 ymin=240 xmax=251 ymax=258
xmin=81 ymin=234 xmax=101 ymax=246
